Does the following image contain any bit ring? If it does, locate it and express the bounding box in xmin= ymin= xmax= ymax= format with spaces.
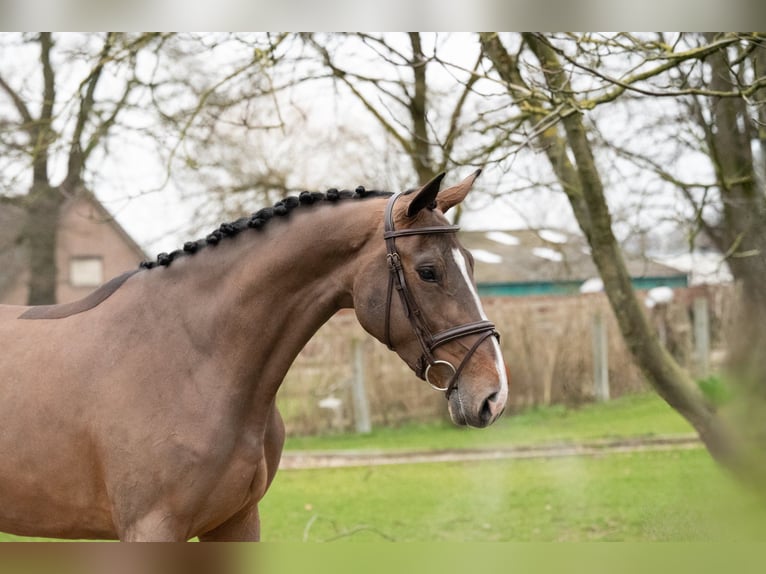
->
xmin=424 ymin=360 xmax=457 ymax=392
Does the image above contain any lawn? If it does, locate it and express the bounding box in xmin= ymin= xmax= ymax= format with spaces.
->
xmin=261 ymin=448 xmax=765 ymax=542
xmin=2 ymin=393 xmax=763 ymax=542
xmin=283 ymin=392 xmax=696 ymax=452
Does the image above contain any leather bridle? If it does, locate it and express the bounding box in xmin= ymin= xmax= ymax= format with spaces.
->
xmin=382 ymin=192 xmax=499 ymax=399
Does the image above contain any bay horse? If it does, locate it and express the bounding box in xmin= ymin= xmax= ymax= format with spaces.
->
xmin=0 ymin=171 xmax=508 ymax=541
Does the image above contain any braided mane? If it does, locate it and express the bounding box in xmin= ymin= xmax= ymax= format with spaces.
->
xmin=139 ymin=186 xmax=392 ymax=270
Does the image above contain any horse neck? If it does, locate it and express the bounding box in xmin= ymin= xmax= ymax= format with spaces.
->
xmin=153 ymin=198 xmax=383 ymax=405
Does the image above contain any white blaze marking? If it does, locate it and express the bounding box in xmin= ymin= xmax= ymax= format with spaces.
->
xmin=451 ymin=247 xmax=487 ymax=319
xmin=451 ymin=248 xmax=509 ymax=395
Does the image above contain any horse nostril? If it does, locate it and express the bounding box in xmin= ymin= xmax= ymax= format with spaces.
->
xmin=480 ymin=392 xmax=498 ymax=424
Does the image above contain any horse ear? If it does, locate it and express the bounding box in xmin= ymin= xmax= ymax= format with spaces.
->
xmin=406 ymin=172 xmax=446 ymax=217
xmin=436 ymin=169 xmax=482 ymax=214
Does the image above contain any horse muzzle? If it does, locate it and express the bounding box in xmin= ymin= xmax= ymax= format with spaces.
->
xmin=447 ymin=378 xmax=508 ymax=428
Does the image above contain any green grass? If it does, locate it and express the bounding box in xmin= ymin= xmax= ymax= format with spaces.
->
xmin=2 ymin=448 xmax=763 ymax=542
xmin=4 ymin=393 xmax=759 ymax=543
xmin=284 ymin=392 xmax=695 ymax=452
xmin=261 ymin=448 xmax=766 ymax=542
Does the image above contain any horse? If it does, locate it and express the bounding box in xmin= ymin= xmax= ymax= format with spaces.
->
xmin=0 ymin=171 xmax=508 ymax=541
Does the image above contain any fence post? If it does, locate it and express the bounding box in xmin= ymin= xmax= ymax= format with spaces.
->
xmin=350 ymin=338 xmax=372 ymax=434
xmin=693 ymin=297 xmax=710 ymax=379
xmin=592 ymin=311 xmax=610 ymax=401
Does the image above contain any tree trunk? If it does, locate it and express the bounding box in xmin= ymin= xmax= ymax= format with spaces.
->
xmin=408 ymin=33 xmax=433 ymax=182
xmin=480 ymin=32 xmax=747 ymax=475
xmin=701 ymin=35 xmax=766 ymax=460
xmin=16 ymin=32 xmax=62 ymax=306
xmin=23 ymin=183 xmax=63 ymax=305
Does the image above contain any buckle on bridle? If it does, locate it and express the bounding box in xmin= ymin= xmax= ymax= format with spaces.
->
xmin=386 ymin=252 xmax=401 ymax=271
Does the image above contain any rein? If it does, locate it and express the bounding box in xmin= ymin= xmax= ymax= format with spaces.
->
xmin=382 ymin=192 xmax=499 ymax=399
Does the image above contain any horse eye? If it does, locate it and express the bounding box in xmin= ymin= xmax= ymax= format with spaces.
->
xmin=417 ymin=267 xmax=438 ymax=283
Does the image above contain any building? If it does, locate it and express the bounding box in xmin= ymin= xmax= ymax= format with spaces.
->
xmin=459 ymin=229 xmax=688 ymax=297
xmin=0 ymin=192 xmax=146 ymax=306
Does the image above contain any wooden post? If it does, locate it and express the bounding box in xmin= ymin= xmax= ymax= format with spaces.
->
xmin=592 ymin=311 xmax=610 ymax=401
xmin=693 ymin=297 xmax=710 ymax=379
xmin=350 ymin=338 xmax=372 ymax=434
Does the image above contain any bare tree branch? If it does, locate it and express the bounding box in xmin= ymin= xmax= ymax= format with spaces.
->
xmin=530 ymin=32 xmax=766 ymax=105
xmin=439 ymin=51 xmax=482 ymax=170
xmin=0 ymin=74 xmax=34 ymax=126
xmin=408 ymin=32 xmax=432 ymax=179
xmin=31 ymin=32 xmax=56 ymax=186
xmin=65 ymin=32 xmax=117 ymax=188
xmin=304 ymin=34 xmax=413 ymax=156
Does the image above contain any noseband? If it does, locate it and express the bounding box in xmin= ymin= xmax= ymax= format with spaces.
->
xmin=382 ymin=192 xmax=499 ymax=398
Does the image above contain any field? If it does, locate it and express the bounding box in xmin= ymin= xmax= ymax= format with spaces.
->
xmin=283 ymin=393 xmax=696 ymax=452
xmin=262 ymin=449 xmax=763 ymax=542
xmin=2 ymin=393 xmax=764 ymax=542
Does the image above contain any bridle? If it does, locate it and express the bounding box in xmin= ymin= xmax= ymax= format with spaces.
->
xmin=382 ymin=192 xmax=499 ymax=399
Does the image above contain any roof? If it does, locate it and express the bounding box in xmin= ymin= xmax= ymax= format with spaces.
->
xmin=652 ymin=250 xmax=733 ymax=286
xmin=459 ymin=229 xmax=686 ymax=286
xmin=72 ymin=189 xmax=147 ymax=261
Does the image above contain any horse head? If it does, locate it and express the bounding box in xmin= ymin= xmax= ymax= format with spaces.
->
xmin=354 ymin=171 xmax=509 ymax=428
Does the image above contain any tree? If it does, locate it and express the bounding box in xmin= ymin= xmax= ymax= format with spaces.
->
xmin=0 ymin=32 xmax=289 ymax=303
xmin=477 ymin=32 xmax=766 ymax=480
xmin=0 ymin=33 xmax=167 ymax=303
xmin=295 ymin=33 xmax=766 ymax=474
xmin=303 ymin=33 xmax=483 ymax=188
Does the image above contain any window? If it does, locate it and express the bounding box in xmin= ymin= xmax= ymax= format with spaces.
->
xmin=69 ymin=256 xmax=104 ymax=287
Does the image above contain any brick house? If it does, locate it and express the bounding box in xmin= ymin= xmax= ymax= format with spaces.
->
xmin=0 ymin=192 xmax=146 ymax=305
